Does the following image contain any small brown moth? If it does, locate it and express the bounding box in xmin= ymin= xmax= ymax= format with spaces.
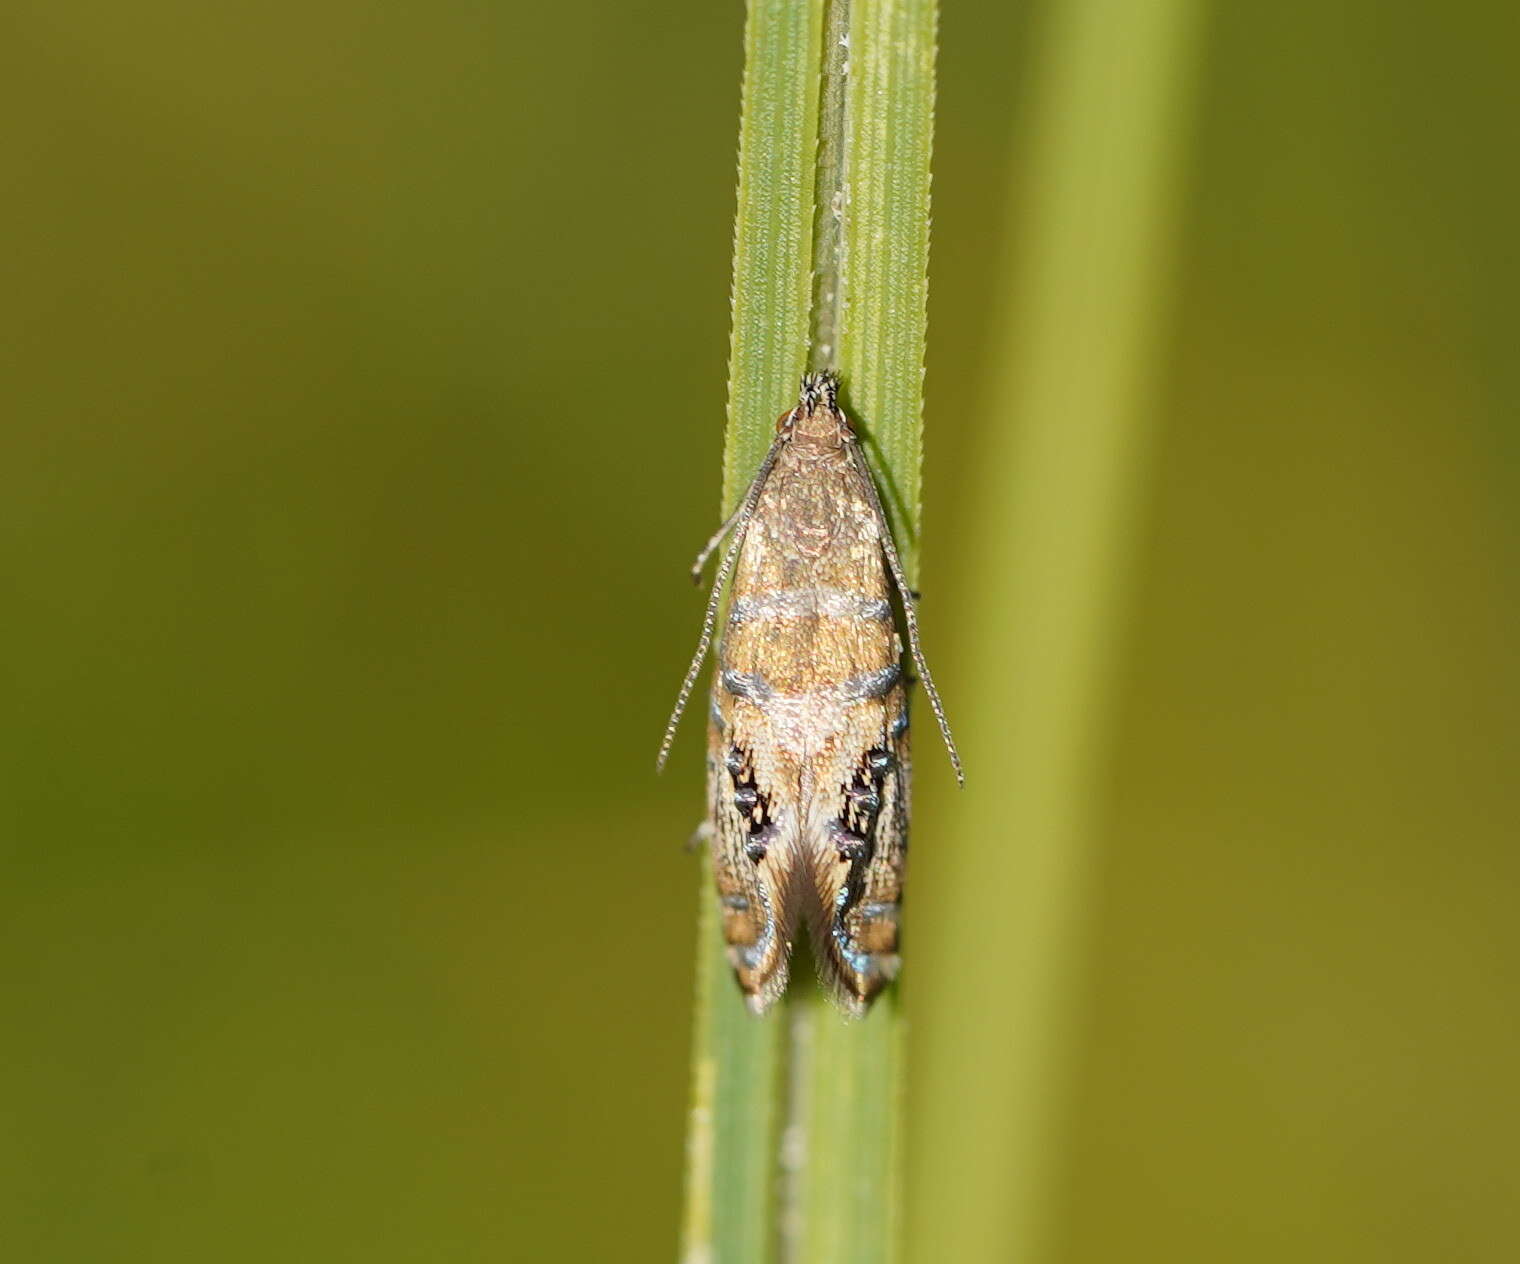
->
xmin=659 ymin=372 xmax=961 ymax=1015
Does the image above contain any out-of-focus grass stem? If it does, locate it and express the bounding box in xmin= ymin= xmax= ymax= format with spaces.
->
xmin=908 ymin=1 xmax=1204 ymax=1261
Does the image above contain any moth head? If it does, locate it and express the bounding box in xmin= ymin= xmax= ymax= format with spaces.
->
xmin=778 ymin=371 xmax=850 ymax=448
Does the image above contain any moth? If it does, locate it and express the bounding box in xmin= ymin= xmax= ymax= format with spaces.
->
xmin=659 ymin=372 xmax=961 ymax=1015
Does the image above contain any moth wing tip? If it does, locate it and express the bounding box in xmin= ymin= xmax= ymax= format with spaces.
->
xmin=739 ymin=974 xmax=788 ymax=1017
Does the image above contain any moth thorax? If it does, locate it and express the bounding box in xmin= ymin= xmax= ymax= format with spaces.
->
xmin=784 ymin=405 xmax=851 ymax=452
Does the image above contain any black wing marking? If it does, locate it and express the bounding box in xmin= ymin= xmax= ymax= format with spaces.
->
xmin=706 ymin=719 xmax=798 ymax=1013
xmin=811 ymin=711 xmax=912 ymax=1015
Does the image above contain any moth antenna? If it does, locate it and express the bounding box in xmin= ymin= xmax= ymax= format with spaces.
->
xmin=689 ymin=497 xmax=747 ymax=583
xmin=658 ymin=433 xmax=787 ymax=771
xmin=657 ymin=526 xmax=747 ymax=771
xmin=847 ymin=441 xmax=965 ymax=786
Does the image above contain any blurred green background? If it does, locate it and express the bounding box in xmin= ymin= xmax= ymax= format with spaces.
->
xmin=3 ymin=2 xmax=1515 ymax=1261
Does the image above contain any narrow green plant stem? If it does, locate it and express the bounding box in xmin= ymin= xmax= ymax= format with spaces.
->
xmin=682 ymin=4 xmax=823 ymax=1263
xmin=836 ymin=0 xmax=938 ymax=567
xmin=908 ymin=1 xmax=1204 ymax=1261
xmin=683 ymin=1 xmax=936 ymax=1260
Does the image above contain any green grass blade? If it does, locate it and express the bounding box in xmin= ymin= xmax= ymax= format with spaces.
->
xmin=682 ymin=3 xmax=823 ymax=1262
xmin=721 ymin=0 xmax=827 ymax=509
xmin=791 ymin=991 xmax=907 ymax=1264
xmin=683 ymin=883 xmax=788 ymax=1262
xmin=835 ymin=0 xmax=938 ymax=570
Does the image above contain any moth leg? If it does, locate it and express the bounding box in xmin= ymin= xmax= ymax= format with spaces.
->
xmin=685 ymin=820 xmax=713 ymax=854
xmin=689 ymin=499 xmax=746 ymax=583
xmin=846 ymin=442 xmax=964 ymax=785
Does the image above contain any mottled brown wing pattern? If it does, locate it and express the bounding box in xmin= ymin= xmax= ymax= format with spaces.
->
xmin=809 ymin=695 xmax=913 ymax=1015
xmin=705 ymin=697 xmax=798 ymax=1011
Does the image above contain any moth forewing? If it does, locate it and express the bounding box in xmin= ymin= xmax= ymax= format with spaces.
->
xmin=670 ymin=372 xmax=955 ymax=1015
